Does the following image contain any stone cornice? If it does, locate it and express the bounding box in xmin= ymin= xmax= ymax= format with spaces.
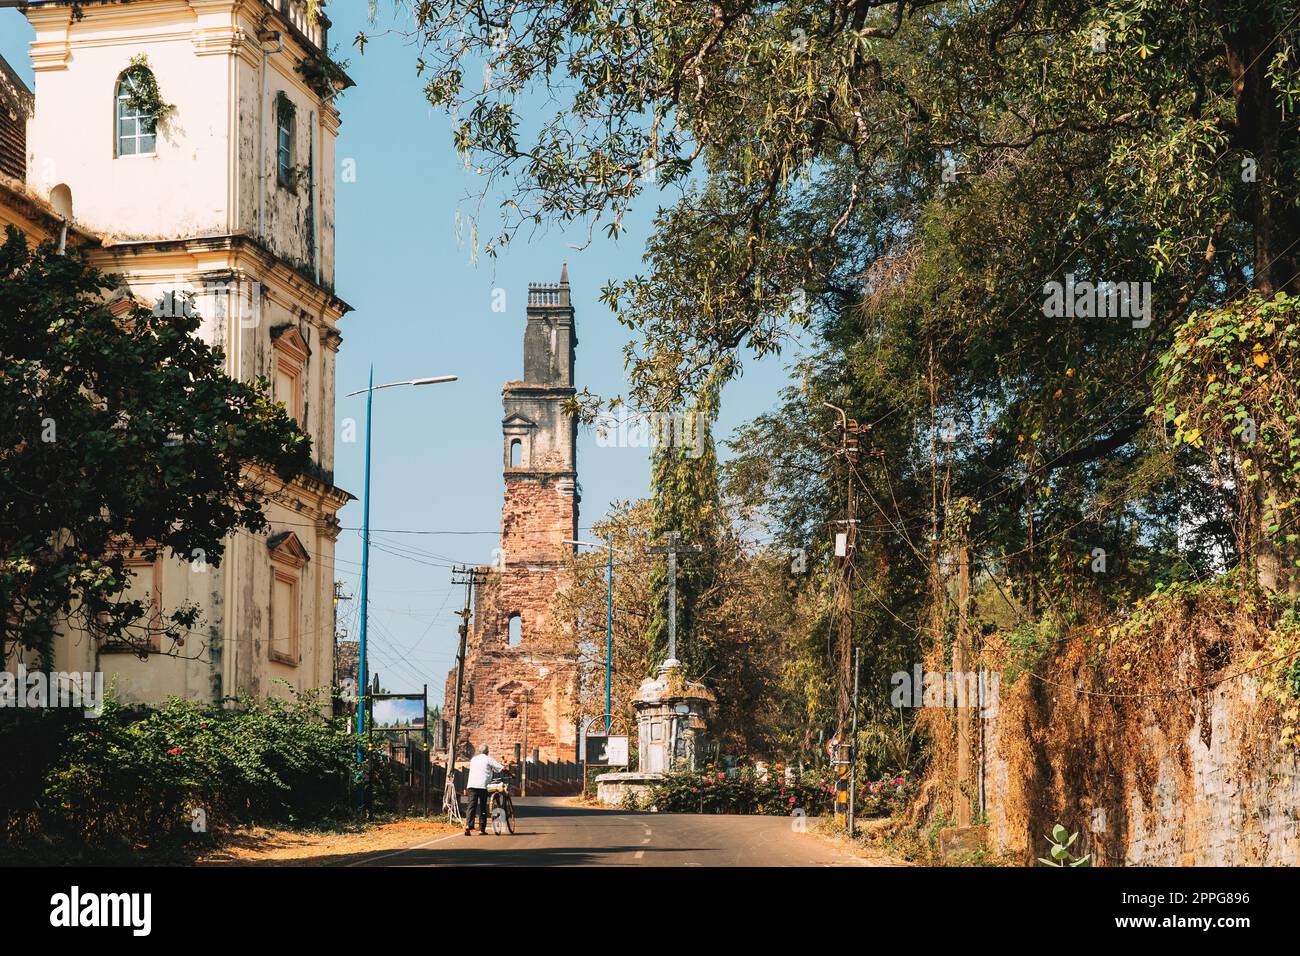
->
xmin=502 ymin=383 xmax=578 ymax=399
xmin=247 ymin=459 xmax=353 ymax=516
xmin=95 ymin=233 xmax=352 ymax=321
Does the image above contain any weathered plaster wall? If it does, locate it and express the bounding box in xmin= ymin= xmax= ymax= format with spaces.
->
xmin=25 ymin=0 xmax=339 ymax=287
xmin=26 ymin=2 xmax=234 ymax=241
xmin=13 ymin=0 xmax=350 ymax=709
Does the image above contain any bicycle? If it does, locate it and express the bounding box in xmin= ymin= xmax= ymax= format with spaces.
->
xmin=487 ymin=770 xmax=516 ymax=835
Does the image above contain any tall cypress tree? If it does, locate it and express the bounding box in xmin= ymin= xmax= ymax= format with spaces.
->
xmin=646 ymin=384 xmax=722 ymax=678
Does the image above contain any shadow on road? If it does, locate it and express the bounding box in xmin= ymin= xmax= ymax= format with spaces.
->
xmin=351 ymin=844 xmax=696 ymax=866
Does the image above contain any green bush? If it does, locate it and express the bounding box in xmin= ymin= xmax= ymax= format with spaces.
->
xmin=3 ymin=687 xmax=365 ymax=848
xmin=647 ymin=765 xmax=835 ymax=815
xmin=644 ymin=765 xmax=916 ymax=817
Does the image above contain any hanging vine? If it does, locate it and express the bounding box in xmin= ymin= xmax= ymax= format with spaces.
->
xmin=275 ymin=90 xmax=297 ymax=128
xmin=296 ymin=46 xmax=351 ymax=98
xmin=123 ymin=54 xmax=174 ymax=125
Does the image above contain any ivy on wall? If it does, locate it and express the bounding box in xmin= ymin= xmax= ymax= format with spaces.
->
xmin=1152 ymin=292 xmax=1300 ymax=566
xmin=123 ymin=54 xmax=174 ymax=125
xmin=275 ymin=90 xmax=296 ymax=127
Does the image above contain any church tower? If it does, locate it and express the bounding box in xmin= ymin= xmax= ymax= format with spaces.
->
xmin=501 ymin=265 xmax=579 ymax=569
xmin=3 ymin=1 xmax=353 ymax=707
xmin=443 ymin=269 xmax=580 ymax=764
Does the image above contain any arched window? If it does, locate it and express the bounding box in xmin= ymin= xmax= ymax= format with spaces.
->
xmin=508 ymin=614 xmax=522 ymax=646
xmin=509 ymin=439 xmax=522 ymax=467
xmin=115 ymin=69 xmax=157 ymax=157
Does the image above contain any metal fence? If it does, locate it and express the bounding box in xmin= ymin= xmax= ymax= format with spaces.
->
xmin=377 ymin=743 xmax=585 ymax=814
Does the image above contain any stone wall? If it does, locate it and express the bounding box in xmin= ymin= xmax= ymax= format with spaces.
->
xmin=442 ymin=572 xmax=579 ymax=762
xmin=981 ymin=673 xmax=1300 ymax=865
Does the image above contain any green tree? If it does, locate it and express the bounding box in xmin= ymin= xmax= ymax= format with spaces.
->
xmin=0 ymin=229 xmax=311 ymax=664
xmin=545 ymin=498 xmax=812 ymax=756
xmin=394 ymin=1 xmax=1299 ymax=531
xmin=646 ymin=387 xmax=723 ymax=675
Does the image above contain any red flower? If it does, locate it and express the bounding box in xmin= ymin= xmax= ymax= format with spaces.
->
xmin=167 ymin=746 xmax=184 ymax=756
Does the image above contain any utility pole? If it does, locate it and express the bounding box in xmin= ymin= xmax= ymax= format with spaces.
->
xmin=824 ymin=403 xmax=859 ymax=736
xmin=355 ymin=366 xmax=375 ymax=775
xmin=346 ymin=369 xmax=457 ymax=781
xmin=955 ymin=544 xmax=973 ymax=827
xmin=648 ymin=531 xmax=703 ymax=665
xmin=444 ymin=565 xmax=484 ymax=819
xmin=520 ymin=689 xmax=531 ymax=797
xmin=849 ymin=645 xmax=860 ymax=838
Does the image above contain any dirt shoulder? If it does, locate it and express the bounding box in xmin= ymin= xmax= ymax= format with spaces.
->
xmin=808 ymin=817 xmax=916 ymax=866
xmin=195 ymin=817 xmax=461 ymax=866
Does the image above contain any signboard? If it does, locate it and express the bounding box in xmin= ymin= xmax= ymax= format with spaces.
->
xmin=370 ymin=694 xmax=426 ymax=730
xmin=584 ymin=735 xmax=629 ymax=767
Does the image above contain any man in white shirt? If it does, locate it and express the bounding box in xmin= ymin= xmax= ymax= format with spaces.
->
xmin=463 ymin=743 xmax=505 ymax=835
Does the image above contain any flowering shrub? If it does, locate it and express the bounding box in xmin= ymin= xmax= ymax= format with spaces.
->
xmin=4 ymin=688 xmax=364 ymax=848
xmin=645 ymin=765 xmax=915 ymax=817
xmin=647 ymin=765 xmax=834 ymax=815
xmin=859 ymin=771 xmax=914 ymax=816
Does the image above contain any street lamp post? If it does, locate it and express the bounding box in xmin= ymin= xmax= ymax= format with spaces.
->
xmin=347 ymin=369 xmax=457 ymax=776
xmin=565 ymin=537 xmax=618 ymax=733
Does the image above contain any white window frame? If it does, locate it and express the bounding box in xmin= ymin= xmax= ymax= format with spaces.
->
xmin=116 ymin=72 xmax=158 ymax=158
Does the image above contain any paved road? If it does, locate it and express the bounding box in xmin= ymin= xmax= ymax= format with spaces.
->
xmin=347 ymin=797 xmax=866 ymax=867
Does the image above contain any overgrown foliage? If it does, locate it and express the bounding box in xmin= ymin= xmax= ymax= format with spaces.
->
xmin=295 ymin=46 xmax=352 ymax=98
xmin=122 ymin=54 xmax=173 ymax=125
xmin=0 ymin=229 xmax=311 ymax=663
xmin=1 ymin=689 xmax=360 ymax=850
xmin=1153 ymin=292 xmax=1300 ymax=585
xmin=645 ymin=765 xmax=833 ymax=815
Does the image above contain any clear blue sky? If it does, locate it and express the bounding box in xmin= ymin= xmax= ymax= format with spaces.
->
xmin=0 ymin=5 xmax=800 ymax=705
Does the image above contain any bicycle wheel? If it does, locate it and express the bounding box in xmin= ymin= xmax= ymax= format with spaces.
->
xmin=489 ymin=793 xmax=505 ymax=834
xmin=504 ymin=795 xmax=516 ymax=834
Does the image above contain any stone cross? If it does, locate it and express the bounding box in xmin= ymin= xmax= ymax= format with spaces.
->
xmin=647 ymin=531 xmax=703 ymax=664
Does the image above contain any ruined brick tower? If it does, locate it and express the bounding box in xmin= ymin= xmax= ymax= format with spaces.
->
xmin=443 ymin=267 xmax=580 ymax=762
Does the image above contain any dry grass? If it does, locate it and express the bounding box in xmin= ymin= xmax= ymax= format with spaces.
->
xmin=195 ymin=817 xmax=461 ymax=866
